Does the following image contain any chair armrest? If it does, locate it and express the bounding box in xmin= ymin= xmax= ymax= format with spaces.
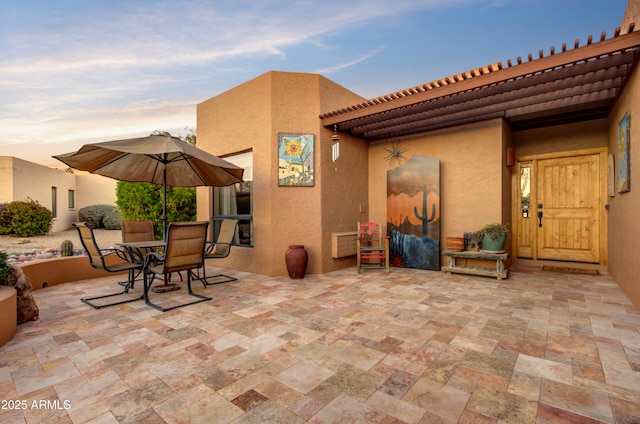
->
xmin=204 ymin=242 xmax=232 ymax=256
xmin=100 ymin=247 xmax=129 ymax=262
xmin=143 ymin=251 xmax=165 ymax=269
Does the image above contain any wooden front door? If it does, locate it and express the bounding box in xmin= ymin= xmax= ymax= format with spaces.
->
xmin=536 ymin=154 xmax=600 ymax=262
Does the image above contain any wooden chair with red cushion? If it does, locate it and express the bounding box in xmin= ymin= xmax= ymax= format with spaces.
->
xmin=357 ymin=221 xmax=390 ymax=273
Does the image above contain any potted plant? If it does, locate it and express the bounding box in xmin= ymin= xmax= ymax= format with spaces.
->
xmin=463 ymin=231 xmax=481 ymax=251
xmin=478 ymin=223 xmax=510 ymax=252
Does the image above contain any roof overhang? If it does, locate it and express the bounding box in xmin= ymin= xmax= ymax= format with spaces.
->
xmin=321 ymin=25 xmax=640 ymax=140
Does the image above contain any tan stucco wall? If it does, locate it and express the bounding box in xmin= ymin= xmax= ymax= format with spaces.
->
xmin=607 ymin=63 xmax=640 ymax=307
xmin=368 ymin=118 xmax=509 ymax=246
xmin=0 ymin=157 xmax=117 ymax=232
xmin=75 ymin=173 xmax=117 ymax=210
xmin=197 ymin=71 xmax=366 ymax=276
xmin=512 ymin=120 xmax=608 ymax=156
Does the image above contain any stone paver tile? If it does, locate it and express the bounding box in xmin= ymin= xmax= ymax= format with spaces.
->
xmin=273 ymin=361 xmax=334 ymax=394
xmin=154 ymin=383 xmax=244 ymax=424
xmin=513 ymin=353 xmax=573 ymax=385
xmin=539 ymin=379 xmax=614 ymax=423
xmin=308 ymin=393 xmax=386 ymax=423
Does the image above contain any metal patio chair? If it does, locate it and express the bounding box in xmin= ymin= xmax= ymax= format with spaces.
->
xmin=196 ymin=219 xmax=239 ymax=286
xmin=74 ymin=222 xmax=144 ymax=309
xmin=142 ymin=221 xmax=212 ymax=312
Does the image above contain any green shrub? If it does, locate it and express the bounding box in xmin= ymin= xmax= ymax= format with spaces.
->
xmin=78 ymin=204 xmax=119 ymax=228
xmin=0 ymin=251 xmax=9 ymax=285
xmin=0 ymin=203 xmax=10 ymax=235
xmin=0 ymin=199 xmax=53 ymax=237
xmin=116 ymin=182 xmax=196 ymax=239
xmin=103 ymin=208 xmax=122 ymax=230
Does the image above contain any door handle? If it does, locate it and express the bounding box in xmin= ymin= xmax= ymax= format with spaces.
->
xmin=537 ymin=211 xmax=543 ymax=227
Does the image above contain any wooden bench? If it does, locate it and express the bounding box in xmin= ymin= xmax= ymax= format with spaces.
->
xmin=442 ymin=250 xmax=510 ymax=280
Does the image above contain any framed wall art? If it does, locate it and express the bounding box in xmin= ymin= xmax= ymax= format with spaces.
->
xmin=278 ymin=133 xmax=314 ymax=186
xmin=617 ymin=112 xmax=631 ymax=193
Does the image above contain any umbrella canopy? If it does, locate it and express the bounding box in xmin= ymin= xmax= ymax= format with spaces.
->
xmin=54 ymin=134 xmax=243 ymax=187
xmin=54 ymin=134 xmax=244 ymax=233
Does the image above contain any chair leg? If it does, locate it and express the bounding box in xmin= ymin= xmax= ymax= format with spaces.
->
xmin=194 ymin=264 xmax=237 ymax=287
xmin=118 ymin=267 xmax=145 ymax=288
xmin=81 ymin=268 xmax=143 ymax=309
xmin=143 ymin=269 xmax=212 ymax=312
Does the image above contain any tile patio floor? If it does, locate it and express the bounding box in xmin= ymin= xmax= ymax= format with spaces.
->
xmin=1 ymin=261 xmax=640 ymax=423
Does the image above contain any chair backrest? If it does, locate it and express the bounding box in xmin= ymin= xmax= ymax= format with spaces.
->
xmin=122 ymin=220 xmax=155 ymax=243
xmin=209 ymin=219 xmax=238 ymax=257
xmin=73 ymin=222 xmax=106 ymax=269
xmin=358 ymin=222 xmax=381 ymax=244
xmin=162 ymin=221 xmax=209 ymax=273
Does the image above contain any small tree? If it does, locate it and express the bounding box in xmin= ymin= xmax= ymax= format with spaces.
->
xmin=116 ymin=183 xmax=196 ymax=239
xmin=115 ymin=129 xmax=198 ymax=239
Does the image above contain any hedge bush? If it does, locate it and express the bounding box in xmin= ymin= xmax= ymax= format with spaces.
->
xmin=0 ymin=203 xmax=10 ymax=235
xmin=78 ymin=204 xmax=120 ymax=229
xmin=0 ymin=251 xmax=9 ymax=285
xmin=102 ymin=208 xmax=122 ymax=230
xmin=116 ymin=182 xmax=195 ymax=239
xmin=0 ymin=199 xmax=53 ymax=237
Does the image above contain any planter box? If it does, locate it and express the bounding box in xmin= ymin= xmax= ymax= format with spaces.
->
xmin=0 ymin=285 xmax=17 ymax=347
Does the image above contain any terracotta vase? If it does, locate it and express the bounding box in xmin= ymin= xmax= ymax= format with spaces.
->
xmin=285 ymin=245 xmax=308 ymax=279
xmin=445 ymin=237 xmax=465 ymax=251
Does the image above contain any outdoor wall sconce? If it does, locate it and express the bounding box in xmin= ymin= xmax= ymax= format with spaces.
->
xmin=506 ymin=146 xmax=516 ymax=167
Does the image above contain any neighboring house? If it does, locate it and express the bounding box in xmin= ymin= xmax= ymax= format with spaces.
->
xmin=196 ymin=1 xmax=640 ymax=308
xmin=0 ymin=156 xmax=117 ymax=232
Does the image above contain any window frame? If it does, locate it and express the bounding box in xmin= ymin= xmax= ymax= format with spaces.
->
xmin=212 ymin=150 xmax=253 ymax=247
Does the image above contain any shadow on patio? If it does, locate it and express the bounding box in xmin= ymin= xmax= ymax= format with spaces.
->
xmin=1 ymin=261 xmax=639 ymax=423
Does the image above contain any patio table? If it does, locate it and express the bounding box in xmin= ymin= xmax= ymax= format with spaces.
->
xmin=117 ymin=240 xmax=178 ymax=293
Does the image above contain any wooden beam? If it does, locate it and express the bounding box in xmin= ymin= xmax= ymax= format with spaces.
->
xmin=321 ymin=30 xmax=640 ymax=127
xmin=337 ymin=52 xmax=632 ymax=132
xmin=359 ymin=85 xmax=618 ymax=139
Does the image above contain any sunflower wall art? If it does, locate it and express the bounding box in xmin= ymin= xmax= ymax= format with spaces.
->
xmin=278 ymin=133 xmax=314 ymax=186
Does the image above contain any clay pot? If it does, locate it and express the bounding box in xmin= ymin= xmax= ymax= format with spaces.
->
xmin=285 ymin=245 xmax=308 ymax=279
xmin=445 ymin=237 xmax=465 ymax=251
xmin=481 ymin=234 xmax=506 ymax=252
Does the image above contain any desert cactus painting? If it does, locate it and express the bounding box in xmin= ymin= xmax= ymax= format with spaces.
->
xmin=387 ymin=155 xmax=440 ymax=270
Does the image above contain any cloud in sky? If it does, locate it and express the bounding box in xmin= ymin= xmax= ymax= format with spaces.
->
xmin=0 ymin=0 xmax=629 ymax=165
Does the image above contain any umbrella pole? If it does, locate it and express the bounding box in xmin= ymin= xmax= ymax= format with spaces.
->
xmin=162 ymin=166 xmax=168 ymax=237
xmin=152 ymin=165 xmax=181 ymax=294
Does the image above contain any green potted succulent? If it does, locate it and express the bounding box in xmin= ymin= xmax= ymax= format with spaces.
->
xmin=478 ymin=223 xmax=510 ymax=252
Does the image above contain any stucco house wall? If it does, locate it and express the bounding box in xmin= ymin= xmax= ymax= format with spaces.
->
xmin=0 ymin=156 xmax=117 ymax=232
xmin=1 ymin=156 xmax=76 ymax=232
xmin=197 ymin=71 xmax=366 ymax=276
xmin=75 ymin=173 xmax=118 ymax=210
xmin=607 ymin=62 xmax=640 ymax=306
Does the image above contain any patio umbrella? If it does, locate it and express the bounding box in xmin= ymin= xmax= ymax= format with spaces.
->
xmin=53 ymin=133 xmax=244 ymax=234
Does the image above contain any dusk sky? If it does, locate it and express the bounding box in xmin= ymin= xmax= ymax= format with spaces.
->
xmin=0 ymin=0 xmax=629 ymax=166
